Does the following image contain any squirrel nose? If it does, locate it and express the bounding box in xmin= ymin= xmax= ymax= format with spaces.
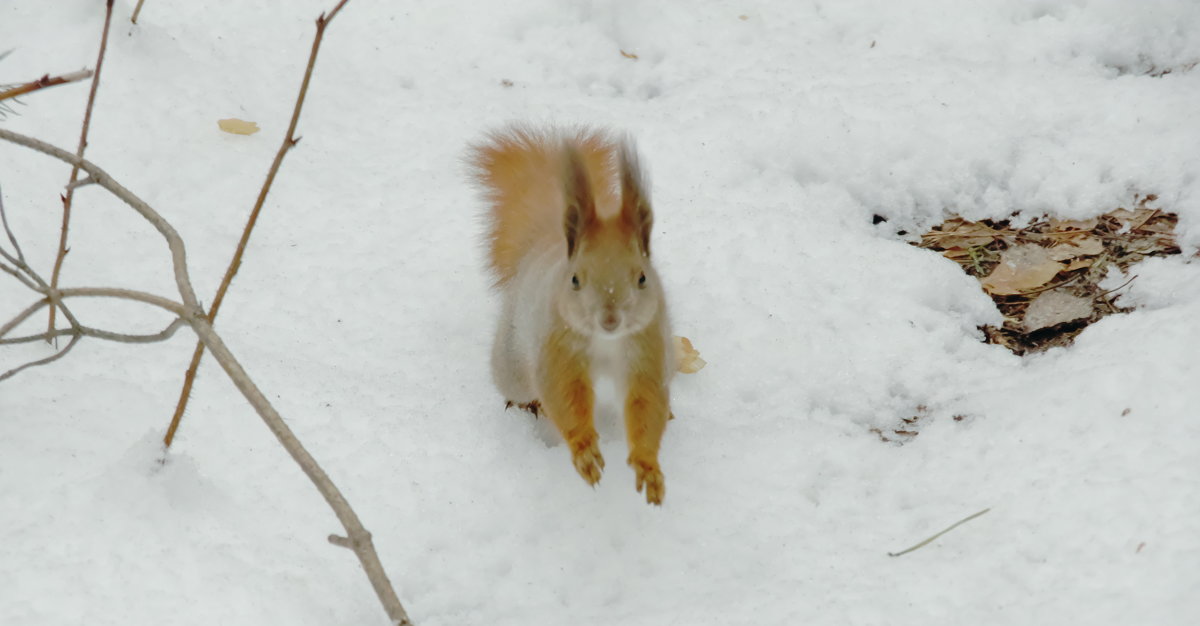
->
xmin=600 ymin=311 xmax=620 ymax=332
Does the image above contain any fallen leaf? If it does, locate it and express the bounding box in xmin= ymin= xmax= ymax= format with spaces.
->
xmin=218 ymin=118 xmax=259 ymax=135
xmin=1065 ymin=258 xmax=1093 ymax=271
xmin=1048 ymin=217 xmax=1099 ymax=231
xmin=1022 ymin=290 xmax=1093 ymax=332
xmin=1109 ymin=208 xmax=1157 ymax=231
xmin=673 ymin=336 xmax=706 ymax=374
xmin=1048 ymin=235 xmax=1104 ymax=260
xmin=619 ymin=49 xmax=639 ymax=60
xmin=923 ymin=218 xmax=1004 ymax=249
xmin=981 ymin=244 xmax=1064 ymax=295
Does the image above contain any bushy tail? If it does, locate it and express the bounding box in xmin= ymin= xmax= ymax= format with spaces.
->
xmin=469 ymin=125 xmax=618 ymax=286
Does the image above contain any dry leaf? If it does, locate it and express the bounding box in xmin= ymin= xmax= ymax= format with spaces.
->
xmin=980 ymin=244 xmax=1064 ymax=295
xmin=218 ymin=118 xmax=260 ymax=135
xmin=922 ymin=218 xmax=1007 ymax=249
xmin=1048 ymin=235 xmax=1104 ymax=260
xmin=673 ymin=336 xmax=706 ymax=374
xmin=1048 ymin=217 xmax=1099 ymax=231
xmin=1065 ymin=258 xmax=1093 ymax=271
xmin=1110 ymin=208 xmax=1157 ymax=230
xmin=1022 ymin=291 xmax=1093 ymax=332
xmin=619 ymin=49 xmax=639 ymax=60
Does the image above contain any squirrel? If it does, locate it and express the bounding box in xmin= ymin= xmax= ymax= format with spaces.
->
xmin=469 ymin=125 xmax=676 ymax=505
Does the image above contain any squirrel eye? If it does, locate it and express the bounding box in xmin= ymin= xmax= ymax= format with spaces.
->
xmin=571 ymin=274 xmax=581 ymax=290
xmin=637 ymin=272 xmax=647 ymax=287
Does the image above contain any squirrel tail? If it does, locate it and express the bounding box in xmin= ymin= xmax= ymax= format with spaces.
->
xmin=469 ymin=125 xmax=618 ymax=286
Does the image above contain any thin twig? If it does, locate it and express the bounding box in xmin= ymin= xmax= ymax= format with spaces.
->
xmin=0 ymin=182 xmax=26 ymax=263
xmin=0 ymin=69 xmax=94 ymax=102
xmin=0 ymin=333 xmax=81 ymax=382
xmin=47 ymin=0 xmax=115 ymax=338
xmin=131 ymin=0 xmax=148 ymax=24
xmin=1 ymin=315 xmax=184 ymax=345
xmin=164 ymin=0 xmax=351 ymax=447
xmin=0 ymin=299 xmax=48 ymax=340
xmin=1 ymin=261 xmax=38 ymax=291
xmin=888 ymin=508 xmax=992 ymax=557
xmin=0 ymin=130 xmax=200 ymax=305
xmin=55 ymin=286 xmax=187 ymax=316
xmin=1017 ymin=273 xmax=1082 ymax=297
xmin=1096 ymin=274 xmax=1138 ymax=298
xmin=0 ymin=125 xmax=413 ymax=625
xmin=66 ymin=176 xmax=96 ymax=191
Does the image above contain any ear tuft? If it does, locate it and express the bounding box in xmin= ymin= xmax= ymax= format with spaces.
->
xmin=562 ymin=142 xmax=597 ymax=258
xmin=618 ymin=139 xmax=653 ymax=255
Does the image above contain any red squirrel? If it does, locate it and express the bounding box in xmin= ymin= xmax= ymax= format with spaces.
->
xmin=470 ymin=126 xmax=675 ymax=505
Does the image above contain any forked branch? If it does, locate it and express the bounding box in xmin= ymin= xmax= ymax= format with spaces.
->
xmin=47 ymin=0 xmax=115 ymax=337
xmin=0 ymin=125 xmax=413 ymax=625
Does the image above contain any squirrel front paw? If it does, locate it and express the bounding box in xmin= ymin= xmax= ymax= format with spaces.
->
xmin=568 ymin=432 xmax=605 ymax=486
xmin=629 ymin=456 xmax=664 ymax=505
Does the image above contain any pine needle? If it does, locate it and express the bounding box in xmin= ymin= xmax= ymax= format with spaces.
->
xmin=888 ymin=508 xmax=991 ymax=557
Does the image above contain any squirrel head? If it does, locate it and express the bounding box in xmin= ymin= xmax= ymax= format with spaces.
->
xmin=559 ymin=141 xmax=660 ymax=338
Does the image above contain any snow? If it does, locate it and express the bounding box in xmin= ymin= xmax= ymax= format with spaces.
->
xmin=2 ymin=0 xmax=1199 ymax=624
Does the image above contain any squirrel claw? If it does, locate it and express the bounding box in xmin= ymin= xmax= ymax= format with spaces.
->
xmin=504 ymin=400 xmax=541 ymax=417
xmin=630 ymin=458 xmax=664 ymax=505
xmin=569 ymin=434 xmax=604 ymax=486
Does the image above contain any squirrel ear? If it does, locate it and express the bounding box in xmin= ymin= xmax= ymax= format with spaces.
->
xmin=618 ymin=140 xmax=653 ymax=256
xmin=563 ymin=143 xmax=597 ymax=259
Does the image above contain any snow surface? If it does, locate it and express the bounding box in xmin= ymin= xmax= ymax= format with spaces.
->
xmin=2 ymin=1 xmax=1199 ymax=624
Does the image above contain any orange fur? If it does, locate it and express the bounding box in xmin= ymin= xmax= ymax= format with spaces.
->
xmin=539 ymin=326 xmax=604 ymax=485
xmin=469 ymin=126 xmax=620 ymax=285
xmin=470 ymin=125 xmax=676 ymax=505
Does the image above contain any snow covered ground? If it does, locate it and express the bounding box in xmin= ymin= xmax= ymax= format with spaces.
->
xmin=2 ymin=1 xmax=1198 ymax=624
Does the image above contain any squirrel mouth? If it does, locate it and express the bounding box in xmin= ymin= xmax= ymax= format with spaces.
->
xmin=599 ymin=312 xmax=621 ymax=333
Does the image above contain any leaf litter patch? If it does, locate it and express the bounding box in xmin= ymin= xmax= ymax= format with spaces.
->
xmin=869 ymin=198 xmax=1180 ymax=445
xmin=912 ymin=195 xmax=1181 ymax=355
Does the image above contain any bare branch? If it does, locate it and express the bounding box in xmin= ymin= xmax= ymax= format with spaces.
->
xmin=0 ymin=182 xmax=26 ymax=263
xmin=0 ymin=333 xmax=81 ymax=382
xmin=0 ymin=69 xmax=95 ymax=103
xmin=66 ymin=176 xmax=96 ymax=191
xmin=0 ymin=129 xmax=202 ymax=307
xmin=0 ymin=299 xmax=49 ymax=340
xmin=0 ymin=260 xmax=38 ymax=291
xmin=0 ymin=118 xmax=412 ymax=626
xmin=165 ymin=0 xmax=354 ymax=446
xmin=131 ymin=0 xmax=148 ymax=24
xmin=0 ymin=2 xmax=412 ymax=619
xmin=324 ymin=0 xmax=352 ymax=24
xmin=186 ymin=316 xmax=413 ymax=626
xmin=0 ymin=315 xmax=185 ymax=346
xmin=48 ymin=0 xmax=115 ymax=336
xmin=56 ymin=287 xmax=187 ymax=316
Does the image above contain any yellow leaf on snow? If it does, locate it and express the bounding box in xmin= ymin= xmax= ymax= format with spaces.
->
xmin=673 ymin=336 xmax=706 ymax=374
xmin=218 ymin=118 xmax=260 ymax=135
xmin=980 ymin=244 xmax=1064 ymax=295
